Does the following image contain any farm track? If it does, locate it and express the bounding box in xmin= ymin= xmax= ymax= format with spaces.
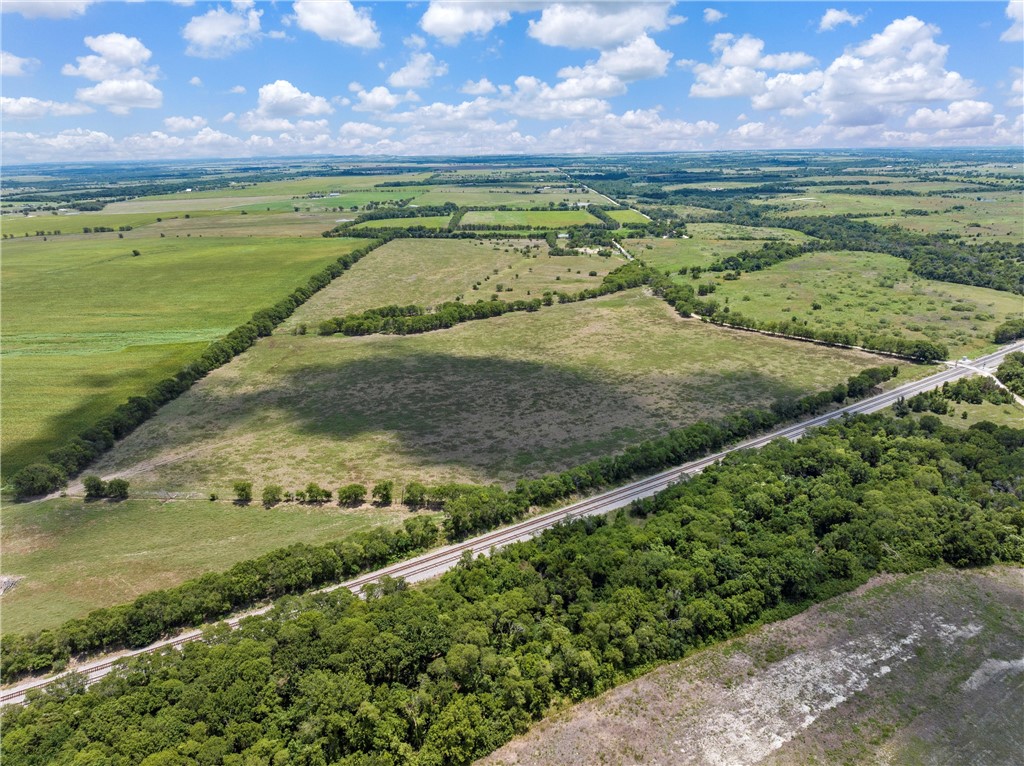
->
xmin=2 ymin=341 xmax=1020 ymax=707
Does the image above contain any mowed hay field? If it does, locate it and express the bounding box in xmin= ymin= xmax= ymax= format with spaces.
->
xmin=1 ymin=234 xmax=363 ymax=477
xmin=703 ymin=250 xmax=1022 ymax=357
xmin=0 ymin=496 xmax=414 ymax=634
xmin=88 ymin=290 xmax=894 ymax=496
xmin=626 ymin=223 xmax=815 ymax=272
xmin=280 ymin=238 xmax=626 ymax=328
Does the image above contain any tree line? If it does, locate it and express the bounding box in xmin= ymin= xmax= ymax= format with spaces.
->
xmin=0 ymin=365 xmax=897 ymax=680
xmin=995 ymin=351 xmax=1024 ymax=397
xmin=317 ymin=262 xmax=655 ymax=337
xmin=644 ymin=268 xmax=950 ymax=362
xmin=4 ymin=414 xmax=1021 ymax=765
xmin=9 ymin=238 xmax=393 ymax=500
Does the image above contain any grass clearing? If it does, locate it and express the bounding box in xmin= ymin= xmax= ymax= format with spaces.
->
xmin=624 ymin=222 xmax=813 ymax=272
xmin=703 ymin=250 xmax=1022 ymax=357
xmin=606 ymin=209 xmax=649 ymax=225
xmin=280 ymin=239 xmax=623 ymax=328
xmin=461 ymin=209 xmax=600 ymax=227
xmin=1 ymin=235 xmax=363 ymax=477
xmin=352 ymin=215 xmax=452 ymax=230
xmin=1 ymin=209 xmax=229 ymax=237
xmin=89 ymin=290 xmax=894 ymax=497
xmin=413 ymin=187 xmax=608 ymax=208
xmin=0 ymin=495 xmax=414 ymax=634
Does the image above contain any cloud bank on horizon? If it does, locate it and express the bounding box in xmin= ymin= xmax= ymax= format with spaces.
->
xmin=1 ymin=0 xmax=1021 ymax=163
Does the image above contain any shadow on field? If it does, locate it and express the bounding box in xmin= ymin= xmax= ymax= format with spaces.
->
xmin=180 ymin=348 xmax=814 ymax=479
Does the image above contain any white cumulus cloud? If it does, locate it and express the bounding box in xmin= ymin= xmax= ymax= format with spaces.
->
xmin=0 ymin=96 xmax=93 ymax=118
xmin=819 ymin=9 xmax=864 ymax=32
xmin=388 ymin=52 xmax=448 ymax=89
xmin=528 ymin=2 xmax=682 ymax=50
xmin=420 ymin=1 xmax=520 ymax=45
xmin=461 ymin=78 xmax=497 ymax=95
xmin=703 ymin=8 xmax=725 ymax=24
xmin=293 ymin=0 xmax=380 ymax=48
xmin=352 ymin=85 xmax=408 ymax=112
xmin=75 ymin=79 xmax=163 ymax=114
xmin=1002 ymin=1 xmax=1024 ymax=42
xmin=1 ymin=51 xmax=39 ymax=76
xmin=906 ymin=99 xmax=995 ymax=130
xmin=1 ymin=1 xmax=95 ymax=19
xmin=189 ymin=75 xmax=203 ymax=87
xmin=164 ymin=115 xmax=209 ymax=132
xmin=183 ymin=4 xmax=262 ymax=58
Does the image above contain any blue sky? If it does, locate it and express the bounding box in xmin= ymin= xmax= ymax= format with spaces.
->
xmin=2 ymin=1 xmax=1022 ymax=162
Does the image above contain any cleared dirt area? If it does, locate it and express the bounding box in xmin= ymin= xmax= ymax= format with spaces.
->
xmin=482 ymin=566 xmax=1024 ymax=766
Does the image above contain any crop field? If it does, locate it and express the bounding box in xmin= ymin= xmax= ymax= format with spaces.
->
xmin=280 ymin=238 xmax=622 ymax=327
xmin=484 ymin=566 xmax=1024 ymax=766
xmin=352 ymin=215 xmax=452 ymax=230
xmin=0 ymin=495 xmax=412 ymax=634
xmin=87 ymin=290 xmax=892 ymax=497
xmin=625 ymin=222 xmax=814 ymax=272
xmin=1 ymin=235 xmax=363 ymax=477
xmin=702 ymin=250 xmax=1022 ymax=357
xmin=460 ymin=209 xmax=601 ymax=227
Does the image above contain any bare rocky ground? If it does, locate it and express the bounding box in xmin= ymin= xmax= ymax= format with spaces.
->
xmin=481 ymin=566 xmax=1024 ymax=766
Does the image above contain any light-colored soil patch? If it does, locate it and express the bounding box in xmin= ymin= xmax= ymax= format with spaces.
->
xmin=482 ymin=566 xmax=1024 ymax=766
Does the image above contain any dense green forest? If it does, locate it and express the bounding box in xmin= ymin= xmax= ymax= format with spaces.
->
xmin=4 ymin=414 xmax=1021 ymax=766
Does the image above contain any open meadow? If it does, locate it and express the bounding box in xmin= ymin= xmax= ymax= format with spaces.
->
xmin=460 ymin=209 xmax=601 ymax=228
xmin=702 ymin=250 xmax=1022 ymax=357
xmin=87 ymin=290 xmax=895 ymax=497
xmin=625 ymin=222 xmax=815 ymax=272
xmin=1 ymin=233 xmax=362 ymax=476
xmin=280 ymin=238 xmax=623 ymax=328
xmin=0 ymin=495 xmax=414 ymax=634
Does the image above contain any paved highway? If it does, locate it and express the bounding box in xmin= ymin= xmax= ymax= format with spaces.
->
xmin=3 ymin=341 xmax=1020 ymax=706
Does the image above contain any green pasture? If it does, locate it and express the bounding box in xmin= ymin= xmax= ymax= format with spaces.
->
xmin=703 ymin=250 xmax=1022 ymax=357
xmin=1 ymin=209 xmax=228 ymax=237
xmin=607 ymin=209 xmax=649 ymax=224
xmin=626 ymin=222 xmax=813 ymax=272
xmin=1 ymin=235 xmax=363 ymax=477
xmin=352 ymin=215 xmax=452 ymax=230
xmin=281 ymin=238 xmax=622 ymax=327
xmin=460 ymin=209 xmax=600 ymax=227
xmin=862 ymin=192 xmax=1023 ymax=242
xmin=413 ymin=187 xmax=608 ymax=208
xmin=134 ymin=173 xmax=436 ymax=201
xmin=0 ymin=495 xmax=411 ymax=633
xmin=91 ymin=289 xmax=893 ymax=498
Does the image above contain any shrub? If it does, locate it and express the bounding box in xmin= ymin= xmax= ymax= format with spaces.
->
xmin=233 ymin=481 xmax=253 ymax=503
xmin=372 ymin=480 xmax=394 ymax=506
xmin=337 ymin=484 xmax=366 ymax=506
xmin=105 ymin=479 xmax=130 ymax=500
xmin=262 ymin=485 xmax=283 ymax=507
xmin=83 ymin=476 xmax=106 ymax=500
xmin=12 ymin=463 xmax=66 ymax=498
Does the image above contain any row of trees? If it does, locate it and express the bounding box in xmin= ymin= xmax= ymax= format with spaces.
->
xmin=648 ymin=269 xmax=950 ymax=362
xmin=318 ymin=262 xmax=656 ymax=337
xmin=9 ymin=238 xmax=393 ymax=499
xmin=0 ymin=365 xmax=898 ymax=679
xmin=5 ymin=414 xmax=1021 ymax=765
